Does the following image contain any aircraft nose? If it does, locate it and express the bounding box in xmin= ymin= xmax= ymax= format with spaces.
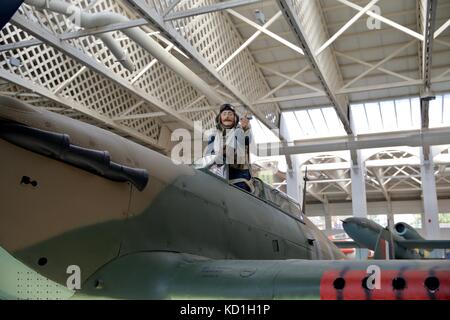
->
xmin=341 ymin=218 xmax=360 ymax=236
xmin=343 ymin=217 xmax=358 ymax=224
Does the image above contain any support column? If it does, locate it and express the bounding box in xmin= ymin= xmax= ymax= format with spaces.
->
xmin=420 ymin=148 xmax=441 ymax=239
xmin=325 ymin=214 xmax=332 ymax=236
xmin=387 ymin=200 xmax=395 ymax=228
xmin=323 ymin=201 xmax=332 ymax=238
xmin=286 ymin=155 xmax=303 ymax=206
xmin=351 ymin=150 xmax=369 ymax=259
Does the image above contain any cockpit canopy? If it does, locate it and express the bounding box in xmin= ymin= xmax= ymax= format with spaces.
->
xmin=193 ymin=156 xmax=304 ymax=222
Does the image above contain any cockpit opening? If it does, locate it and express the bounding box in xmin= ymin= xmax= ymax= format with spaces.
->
xmin=193 ymin=156 xmax=305 ymax=222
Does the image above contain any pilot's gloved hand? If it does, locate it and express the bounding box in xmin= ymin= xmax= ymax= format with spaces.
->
xmin=240 ymin=112 xmax=251 ymax=131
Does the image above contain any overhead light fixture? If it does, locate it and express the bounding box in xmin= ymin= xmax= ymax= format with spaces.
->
xmin=254 ymin=9 xmax=265 ymax=25
xmin=8 ymin=57 xmax=21 ymax=67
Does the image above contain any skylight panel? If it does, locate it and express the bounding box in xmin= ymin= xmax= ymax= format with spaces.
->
xmin=250 ymin=117 xmax=286 ymax=173
xmin=282 ymin=108 xmax=346 ymax=141
xmin=295 ymin=110 xmax=315 ymax=137
xmin=365 ymin=102 xmax=383 ymax=132
xmin=350 ymin=104 xmax=369 ymax=133
xmin=260 ymin=120 xmax=280 ymax=143
xmin=249 ymin=118 xmax=267 ymax=144
xmin=429 ymin=95 xmax=443 ymax=127
xmin=281 ymin=112 xmax=303 ymax=141
xmin=322 ymin=107 xmax=346 ymax=135
xmin=443 ymin=94 xmax=450 ymax=126
xmin=410 ymin=97 xmax=421 ymax=129
xmin=379 ymin=100 xmax=397 ymax=131
xmin=395 ymin=99 xmax=412 ymax=130
xmin=308 ymin=109 xmax=328 ymax=134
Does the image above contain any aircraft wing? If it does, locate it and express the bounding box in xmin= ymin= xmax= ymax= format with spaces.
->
xmin=397 ymin=240 xmax=450 ymax=249
xmin=71 ymin=251 xmax=450 ymax=300
xmin=0 ymin=0 xmax=24 ymax=31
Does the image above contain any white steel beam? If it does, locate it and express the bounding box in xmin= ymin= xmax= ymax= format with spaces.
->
xmin=254 ymin=92 xmax=326 ymax=105
xmin=164 ymin=0 xmax=262 ymax=21
xmin=116 ymin=100 xmax=145 ymax=118
xmin=253 ymin=76 xmax=450 ymax=106
xmin=308 ymin=173 xmax=441 ymax=185
xmin=58 ymin=18 xmax=150 ymax=40
xmin=0 ymin=68 xmax=163 ymax=150
xmin=125 ymin=0 xmax=278 ymax=131
xmin=0 ymin=19 xmax=150 ymax=53
xmin=420 ymin=148 xmax=441 ymax=239
xmin=307 ymin=184 xmax=327 ymax=203
xmin=336 ymin=0 xmax=424 ymax=41
xmin=226 ymin=9 xmax=304 ymax=56
xmin=0 ymin=38 xmax=42 ymax=52
xmin=53 ymin=66 xmax=87 ymax=94
xmin=392 ymin=166 xmax=421 ymax=186
xmin=316 ymin=0 xmax=380 ymax=56
xmin=334 ymin=51 xmax=416 ymax=82
xmin=256 ymin=64 xmax=323 ymax=93
xmin=113 ymin=112 xmax=166 ymax=121
xmin=258 ymin=65 xmax=310 ymax=101
xmin=321 ymin=169 xmax=351 ymax=196
xmin=302 ymin=157 xmax=444 ymax=172
xmin=275 ymin=0 xmax=352 ymax=134
xmin=286 ymin=156 xmax=303 ymax=205
xmin=130 ymin=44 xmax=174 ymax=84
xmin=351 ymin=150 xmax=369 ymax=259
xmin=163 ymin=0 xmax=184 ymax=17
xmin=258 ymin=126 xmax=450 ymax=156
xmin=418 ymin=0 xmax=438 ymax=163
xmin=435 ymin=19 xmax=450 ymax=38
xmin=341 ymin=40 xmax=416 ymax=90
xmin=419 ymin=0 xmax=438 ymax=134
xmin=384 ymin=165 xmax=411 ymax=186
xmin=10 ymin=13 xmax=195 ymax=129
xmin=217 ymin=12 xmax=282 ymax=72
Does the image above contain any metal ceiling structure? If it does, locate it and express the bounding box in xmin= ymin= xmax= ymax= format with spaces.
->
xmin=0 ymin=0 xmax=450 ymax=209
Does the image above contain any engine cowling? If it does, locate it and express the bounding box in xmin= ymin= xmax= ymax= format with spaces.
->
xmin=394 ymin=222 xmax=424 ymax=240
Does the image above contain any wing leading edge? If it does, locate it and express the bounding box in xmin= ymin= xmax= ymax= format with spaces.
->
xmin=72 ymin=251 xmax=450 ymax=300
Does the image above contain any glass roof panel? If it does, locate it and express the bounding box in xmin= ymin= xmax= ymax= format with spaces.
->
xmin=282 ymin=95 xmax=449 ymax=139
xmin=250 ymin=117 xmax=267 ymax=144
xmin=395 ymin=98 xmax=413 ymax=130
xmin=411 ymin=97 xmax=421 ymax=128
xmin=281 ymin=112 xmax=303 ymax=141
xmin=429 ymin=95 xmax=444 ymax=127
xmin=351 ymin=97 xmax=421 ymax=134
xmin=322 ymin=107 xmax=346 ymax=134
xmin=250 ymin=117 xmax=287 ymax=172
xmin=295 ymin=110 xmax=315 ymax=137
xmin=443 ymin=94 xmax=450 ymax=126
xmin=308 ymin=109 xmax=328 ymax=133
xmin=379 ymin=100 xmax=397 ymax=131
xmin=350 ymin=104 xmax=369 ymax=133
xmin=365 ymin=102 xmax=383 ymax=132
xmin=281 ymin=108 xmax=346 ymax=140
